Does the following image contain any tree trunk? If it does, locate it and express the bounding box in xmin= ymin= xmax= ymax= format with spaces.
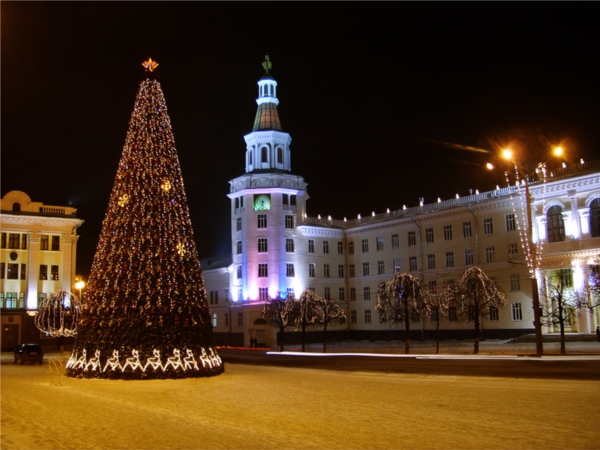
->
xmin=473 ymin=317 xmax=480 ymax=354
xmin=435 ymin=308 xmax=440 ymax=354
xmin=279 ymin=326 xmax=285 ymax=352
xmin=301 ymin=320 xmax=307 ymax=352
xmin=558 ymin=301 xmax=566 ymax=354
xmin=323 ymin=321 xmax=328 ymax=353
xmin=404 ymin=308 xmax=411 ymax=354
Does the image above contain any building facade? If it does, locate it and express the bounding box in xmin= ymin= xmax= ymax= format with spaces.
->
xmin=204 ymin=61 xmax=600 ymax=348
xmin=0 ymin=190 xmax=84 ymax=350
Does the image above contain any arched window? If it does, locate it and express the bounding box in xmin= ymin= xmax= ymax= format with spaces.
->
xmin=261 ymin=147 xmax=268 ymax=163
xmin=590 ymin=198 xmax=600 ymax=237
xmin=277 ymin=147 xmax=283 ymax=164
xmin=269 ymin=85 xmax=273 ymax=97
xmin=12 ymin=202 xmax=21 ymax=212
xmin=248 ymin=150 xmax=252 ymax=165
xmin=546 ymin=205 xmax=565 ymax=243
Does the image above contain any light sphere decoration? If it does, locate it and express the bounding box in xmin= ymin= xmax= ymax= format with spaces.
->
xmin=34 ymin=290 xmax=81 ymax=337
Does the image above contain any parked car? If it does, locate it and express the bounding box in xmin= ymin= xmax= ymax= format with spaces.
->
xmin=14 ymin=343 xmax=44 ymax=365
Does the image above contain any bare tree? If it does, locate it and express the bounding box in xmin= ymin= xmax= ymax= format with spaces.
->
xmin=295 ymin=290 xmax=320 ymax=352
xmin=312 ymin=293 xmax=346 ymax=353
xmin=376 ymin=273 xmax=431 ymax=354
xmin=444 ymin=267 xmax=507 ymax=354
xmin=541 ymin=269 xmax=584 ymax=354
xmin=426 ymin=287 xmax=450 ymax=354
xmin=262 ymin=294 xmax=299 ymax=352
xmin=584 ymin=259 xmax=600 ymax=324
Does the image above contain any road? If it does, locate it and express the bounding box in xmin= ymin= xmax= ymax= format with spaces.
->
xmin=218 ymin=348 xmax=600 ymax=380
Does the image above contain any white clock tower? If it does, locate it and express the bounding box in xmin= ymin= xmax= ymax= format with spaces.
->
xmin=228 ymin=56 xmax=309 ymax=303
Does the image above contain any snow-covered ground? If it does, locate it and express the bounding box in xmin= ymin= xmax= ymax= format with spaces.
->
xmin=2 ymin=354 xmax=599 ymax=450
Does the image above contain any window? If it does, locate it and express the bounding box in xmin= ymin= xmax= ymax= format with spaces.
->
xmin=508 ymin=242 xmax=519 ymax=256
xmin=361 ymin=239 xmax=369 ymax=253
xmin=309 ymin=263 xmax=316 ymax=278
xmin=483 ymin=218 xmax=493 ymax=235
xmin=38 ymin=293 xmax=47 ymax=308
xmin=236 ymin=218 xmax=242 ymax=232
xmin=286 ymin=238 xmax=294 ymax=253
xmin=365 ymin=310 xmax=372 ymax=324
xmin=377 ymin=260 xmax=385 ymax=275
xmin=324 ymin=264 xmax=330 ymax=278
xmin=412 ymin=311 xmax=420 ymax=323
xmin=237 ymin=265 xmax=242 ymax=279
xmin=485 ymin=246 xmax=495 ymax=263
xmin=427 ymin=254 xmax=436 ymax=270
xmin=351 ymin=310 xmax=357 ymax=324
xmin=0 ymin=262 xmax=4 ymax=279
xmin=21 ymin=234 xmax=27 ymax=249
xmin=39 ymin=264 xmax=48 ymax=280
xmin=409 ymin=256 xmax=417 ymax=271
xmin=449 ymin=306 xmax=457 ymax=322
xmin=426 ymin=228 xmax=434 ymax=243
xmin=428 ymin=280 xmax=437 ymax=294
xmin=489 ymin=306 xmax=499 ymax=321
xmin=392 ymin=258 xmax=401 ymax=273
xmin=259 ymin=288 xmax=268 ymax=301
xmin=511 ymin=303 xmax=523 ymax=321
xmin=40 ymin=235 xmax=49 ymax=250
xmin=444 ymin=225 xmax=453 ymax=241
xmin=51 ymin=265 xmax=59 ymax=280
xmin=52 ymin=236 xmax=60 ymax=251
xmin=210 ymin=291 xmax=219 ymax=305
xmin=285 ymin=215 xmax=294 ymax=229
xmin=8 ymin=233 xmax=20 ymax=249
xmin=510 ymin=274 xmax=520 ymax=291
xmin=431 ymin=309 xmax=438 ymax=322
xmin=277 ymin=147 xmax=283 ymax=164
xmin=392 ymin=234 xmax=399 ymax=249
xmin=7 ymin=263 xmax=19 ymax=280
xmin=362 ymin=262 xmax=370 ymax=276
xmin=348 ymin=241 xmax=355 ymax=255
xmin=338 ymin=265 xmax=345 ymax=278
xmin=261 ymin=147 xmax=268 ymax=162
xmin=465 ymin=249 xmax=474 ymax=265
xmin=258 ymin=263 xmax=268 ymax=277
xmin=376 ymin=236 xmax=384 ymax=251
xmin=445 ymin=252 xmax=454 ymax=268
xmin=287 ymin=288 xmax=295 ymax=298
xmin=350 ymin=288 xmax=356 ymax=301
xmin=5 ymin=292 xmax=18 ymax=309
xmin=547 ymin=205 xmax=565 ymax=243
xmin=323 ymin=241 xmax=329 ymax=254
xmin=225 ymin=313 xmax=230 ymax=327
xmin=349 ymin=264 xmax=356 ymax=278
xmin=286 ymin=263 xmax=295 ymax=277
xmin=337 ymin=242 xmax=344 ymax=255
xmin=283 ymin=194 xmax=288 ymax=205
xmin=463 ymin=221 xmax=472 ymax=238
xmin=364 ymin=287 xmax=371 ymax=301
xmin=258 ymin=238 xmax=268 ymax=253
xmin=505 ymin=213 xmax=516 ymax=232
xmin=324 ymin=287 xmax=331 ymax=300
xmin=238 ymin=313 xmax=244 ymax=327
xmin=236 ymin=240 xmax=242 ymax=254
xmin=339 ymin=288 xmax=345 ymax=301
xmin=257 ymin=214 xmax=267 ymax=229
xmin=308 ymin=240 xmax=315 ymax=253
xmin=468 ymin=305 xmax=476 ymax=322
xmin=408 ymin=231 xmax=416 ymax=246
xmin=0 ymin=233 xmax=5 ymax=248
xmin=558 ymin=268 xmax=573 ymax=287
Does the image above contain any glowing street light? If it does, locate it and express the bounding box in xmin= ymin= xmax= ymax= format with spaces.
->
xmin=75 ymin=277 xmax=86 ymax=301
xmin=489 ymin=146 xmax=565 ymax=356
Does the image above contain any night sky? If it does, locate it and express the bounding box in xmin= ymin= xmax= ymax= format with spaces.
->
xmin=2 ymin=3 xmax=598 ymax=278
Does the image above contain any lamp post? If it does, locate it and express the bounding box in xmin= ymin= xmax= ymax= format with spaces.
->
xmin=488 ymin=147 xmax=563 ymax=356
xmin=75 ymin=278 xmax=85 ymax=301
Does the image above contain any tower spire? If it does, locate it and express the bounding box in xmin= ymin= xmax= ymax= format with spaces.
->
xmin=253 ymin=55 xmax=281 ymax=131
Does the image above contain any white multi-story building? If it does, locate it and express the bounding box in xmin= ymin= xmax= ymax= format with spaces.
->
xmin=204 ymin=60 xmax=600 ymax=348
xmin=0 ymin=190 xmax=84 ymax=350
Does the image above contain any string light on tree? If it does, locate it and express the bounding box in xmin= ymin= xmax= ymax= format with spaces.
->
xmin=66 ymin=58 xmax=223 ymax=380
xmin=34 ymin=290 xmax=81 ymax=337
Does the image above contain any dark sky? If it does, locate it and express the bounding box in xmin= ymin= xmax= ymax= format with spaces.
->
xmin=2 ymin=3 xmax=599 ymax=277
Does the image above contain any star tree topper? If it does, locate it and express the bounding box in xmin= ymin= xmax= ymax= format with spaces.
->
xmin=142 ymin=58 xmax=159 ymax=72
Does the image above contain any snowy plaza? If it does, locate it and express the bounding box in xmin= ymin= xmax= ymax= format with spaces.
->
xmin=2 ymin=355 xmax=599 ymax=450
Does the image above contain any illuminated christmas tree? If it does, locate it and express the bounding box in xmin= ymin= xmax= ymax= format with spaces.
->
xmin=66 ymin=59 xmax=224 ymax=379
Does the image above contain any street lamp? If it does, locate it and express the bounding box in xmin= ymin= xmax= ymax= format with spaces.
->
xmin=488 ymin=147 xmax=563 ymax=356
xmin=75 ymin=277 xmax=86 ymax=301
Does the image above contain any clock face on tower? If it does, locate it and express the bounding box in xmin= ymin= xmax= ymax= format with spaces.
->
xmin=254 ymin=194 xmax=271 ymax=211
